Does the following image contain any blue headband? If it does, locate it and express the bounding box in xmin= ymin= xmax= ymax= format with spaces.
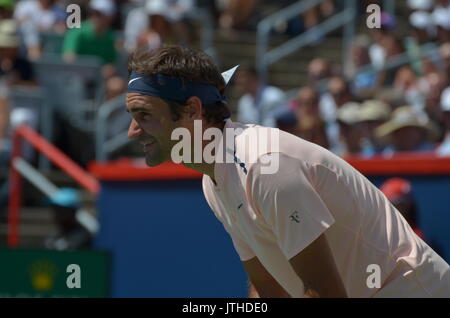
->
xmin=127 ymin=71 xmax=228 ymax=105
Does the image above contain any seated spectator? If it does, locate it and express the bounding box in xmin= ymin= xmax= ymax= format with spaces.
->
xmin=218 ymin=0 xmax=257 ymax=31
xmin=63 ymin=0 xmax=117 ymax=65
xmin=292 ymin=86 xmax=329 ymax=149
xmin=320 ymin=75 xmax=356 ymax=123
xmin=348 ymin=36 xmax=378 ymax=97
xmin=63 ymin=0 xmax=126 ymax=102
xmin=358 ymin=99 xmax=391 ymax=157
xmin=406 ymin=11 xmax=435 ymax=74
xmin=437 ymin=87 xmax=450 ymax=156
xmin=14 ymin=0 xmax=67 ymax=60
xmin=432 ymin=5 xmax=450 ymax=42
xmin=393 ymin=66 xmax=425 ymax=111
xmin=421 ymin=71 xmax=448 ymax=130
xmin=368 ymin=12 xmax=397 ymax=71
xmin=126 ymin=0 xmax=194 ymax=53
xmin=376 ymin=106 xmax=439 ymax=154
xmin=307 ymin=57 xmax=333 ymax=92
xmin=439 ymin=41 xmax=450 ymax=76
xmin=380 ymin=178 xmax=426 ymax=240
xmin=334 ymin=102 xmax=362 ymax=157
xmin=234 ymin=64 xmax=286 ymax=127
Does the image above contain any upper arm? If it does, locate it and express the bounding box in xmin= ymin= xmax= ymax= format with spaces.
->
xmin=243 ymin=257 xmax=291 ymax=298
xmin=247 ymin=153 xmax=335 ymax=259
xmin=289 ymin=233 xmax=347 ymax=298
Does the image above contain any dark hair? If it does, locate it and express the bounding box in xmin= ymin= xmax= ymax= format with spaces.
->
xmin=128 ymin=45 xmax=230 ymax=124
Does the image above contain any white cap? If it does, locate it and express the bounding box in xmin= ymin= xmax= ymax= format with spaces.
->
xmin=409 ymin=11 xmax=432 ymax=30
xmin=441 ymin=87 xmax=450 ymax=112
xmin=90 ymin=0 xmax=116 ymax=16
xmin=407 ymin=0 xmax=434 ymax=11
xmin=432 ymin=7 xmax=450 ymax=30
xmin=145 ymin=0 xmax=174 ymax=21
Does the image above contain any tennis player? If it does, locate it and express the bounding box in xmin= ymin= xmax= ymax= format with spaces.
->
xmin=126 ymin=45 xmax=450 ymax=298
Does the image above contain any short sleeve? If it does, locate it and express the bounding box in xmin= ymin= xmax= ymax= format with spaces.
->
xmin=247 ymin=153 xmax=335 ymax=260
xmin=62 ymin=28 xmax=80 ymax=54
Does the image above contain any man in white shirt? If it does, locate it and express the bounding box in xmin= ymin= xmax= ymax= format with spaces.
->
xmin=234 ymin=65 xmax=286 ymax=128
xmin=125 ymin=45 xmax=450 ymax=297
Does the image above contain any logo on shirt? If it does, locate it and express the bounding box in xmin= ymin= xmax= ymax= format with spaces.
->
xmin=289 ymin=211 xmax=300 ymax=223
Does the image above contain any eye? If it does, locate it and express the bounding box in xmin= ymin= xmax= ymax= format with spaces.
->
xmin=136 ymin=112 xmax=152 ymax=120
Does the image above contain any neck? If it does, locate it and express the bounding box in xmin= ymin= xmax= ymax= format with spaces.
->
xmin=181 ymin=120 xmax=226 ymax=184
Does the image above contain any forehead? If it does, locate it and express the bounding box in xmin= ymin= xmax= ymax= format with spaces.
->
xmin=126 ymin=93 xmax=167 ymax=112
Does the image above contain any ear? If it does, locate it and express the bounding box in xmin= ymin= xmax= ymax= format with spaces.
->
xmin=184 ymin=96 xmax=203 ymax=120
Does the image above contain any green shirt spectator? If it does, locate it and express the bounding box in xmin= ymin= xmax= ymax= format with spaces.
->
xmin=63 ymin=20 xmax=117 ymax=65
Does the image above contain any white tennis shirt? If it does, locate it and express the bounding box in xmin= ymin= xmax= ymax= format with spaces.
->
xmin=202 ymin=119 xmax=450 ymax=298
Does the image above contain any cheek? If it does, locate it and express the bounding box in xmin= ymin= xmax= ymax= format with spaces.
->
xmin=139 ymin=117 xmax=163 ymax=134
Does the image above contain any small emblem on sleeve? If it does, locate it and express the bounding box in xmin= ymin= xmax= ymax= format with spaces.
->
xmin=289 ymin=211 xmax=300 ymax=223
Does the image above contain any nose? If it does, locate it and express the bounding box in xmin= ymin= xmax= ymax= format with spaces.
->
xmin=128 ymin=119 xmax=143 ymax=139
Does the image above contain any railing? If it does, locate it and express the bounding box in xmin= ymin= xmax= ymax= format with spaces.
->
xmin=8 ymin=125 xmax=99 ymax=248
xmin=95 ymin=93 xmax=128 ymax=162
xmin=256 ymin=0 xmax=358 ymax=85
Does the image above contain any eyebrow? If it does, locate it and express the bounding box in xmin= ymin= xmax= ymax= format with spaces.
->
xmin=126 ymin=107 xmax=152 ymax=113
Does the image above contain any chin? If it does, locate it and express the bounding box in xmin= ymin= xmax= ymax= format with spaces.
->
xmin=144 ymin=154 xmax=166 ymax=167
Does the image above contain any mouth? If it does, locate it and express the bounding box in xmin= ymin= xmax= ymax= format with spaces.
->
xmin=141 ymin=139 xmax=157 ymax=152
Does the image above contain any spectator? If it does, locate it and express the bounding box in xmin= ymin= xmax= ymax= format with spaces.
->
xmin=348 ymin=36 xmax=378 ymax=97
xmin=380 ymin=178 xmax=426 ymax=240
xmin=439 ymin=41 xmax=450 ymax=76
xmin=62 ymin=0 xmax=126 ymax=102
xmin=292 ymin=86 xmax=329 ymax=149
xmin=376 ymin=106 xmax=438 ymax=154
xmin=307 ymin=57 xmax=333 ymax=92
xmin=358 ymin=99 xmax=391 ymax=157
xmin=437 ymin=87 xmax=450 ymax=155
xmin=334 ymin=102 xmax=362 ymax=157
xmin=218 ymin=0 xmax=257 ymax=31
xmin=393 ymin=66 xmax=425 ymax=111
xmin=406 ymin=11 xmax=435 ymax=74
xmin=422 ymin=71 xmax=448 ymax=128
xmin=234 ymin=64 xmax=286 ymax=127
xmin=125 ymin=0 xmax=194 ymax=54
xmin=431 ymin=6 xmax=450 ymax=42
xmin=368 ymin=12 xmax=397 ymax=71
xmin=320 ymin=75 xmax=356 ymax=123
xmin=14 ymin=0 xmax=67 ymax=60
xmin=62 ymin=0 xmax=117 ymax=65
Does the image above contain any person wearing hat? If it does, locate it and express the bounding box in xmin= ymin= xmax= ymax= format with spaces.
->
xmin=358 ymin=99 xmax=391 ymax=157
xmin=437 ymin=87 xmax=450 ymax=156
xmin=432 ymin=6 xmax=450 ymax=42
xmin=376 ymin=106 xmax=439 ymax=154
xmin=406 ymin=11 xmax=435 ymax=74
xmin=335 ymin=101 xmax=362 ymax=157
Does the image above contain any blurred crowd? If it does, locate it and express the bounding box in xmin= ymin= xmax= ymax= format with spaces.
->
xmin=0 ymin=0 xmax=450 ymax=172
xmin=234 ymin=0 xmax=450 ymax=159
